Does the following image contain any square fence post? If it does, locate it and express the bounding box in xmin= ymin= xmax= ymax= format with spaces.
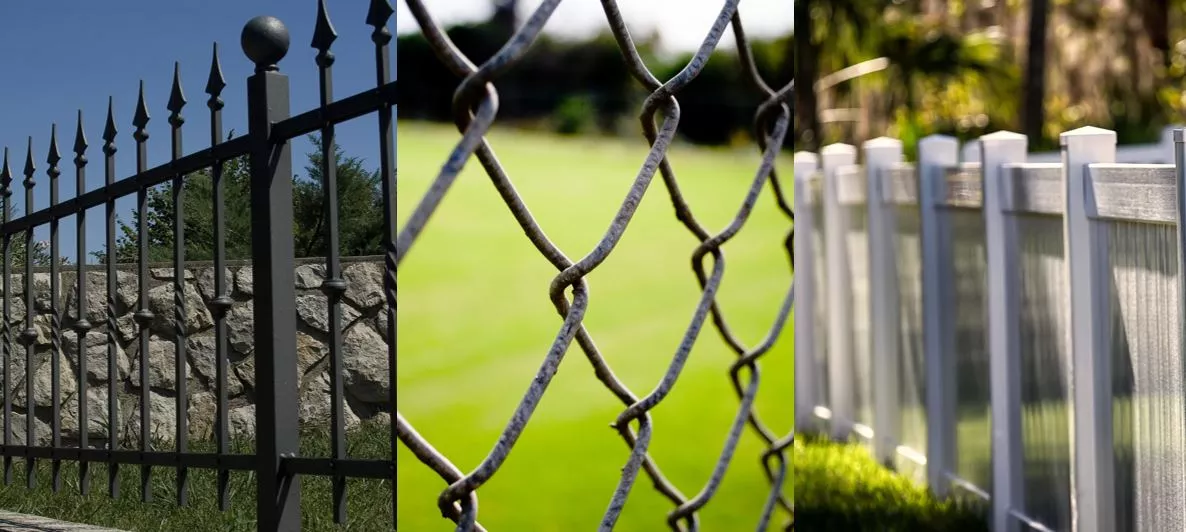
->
xmin=980 ymin=131 xmax=1028 ymax=532
xmin=1062 ymin=127 xmax=1117 ymax=532
xmin=917 ymin=135 xmax=958 ymax=496
xmin=821 ymin=143 xmax=858 ymax=440
xmin=794 ymin=151 xmax=821 ymax=434
xmin=243 ymin=18 xmax=302 ymax=531
xmin=864 ymin=137 xmax=904 ymax=465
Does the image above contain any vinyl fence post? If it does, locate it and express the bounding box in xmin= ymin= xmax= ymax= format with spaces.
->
xmin=980 ymin=131 xmax=1028 ymax=532
xmin=917 ymin=135 xmax=958 ymax=496
xmin=794 ymin=151 xmax=820 ymax=434
xmin=864 ymin=137 xmax=904 ymax=465
xmin=243 ymin=16 xmax=302 ymax=531
xmin=821 ymin=143 xmax=857 ymax=440
xmin=1061 ymin=127 xmax=1117 ymax=532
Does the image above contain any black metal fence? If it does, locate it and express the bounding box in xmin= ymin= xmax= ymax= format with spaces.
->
xmin=0 ymin=1 xmax=395 ymax=530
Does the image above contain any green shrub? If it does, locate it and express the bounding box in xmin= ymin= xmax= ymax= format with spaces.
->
xmin=550 ymin=94 xmax=597 ymax=136
xmin=794 ymin=433 xmax=988 ymax=531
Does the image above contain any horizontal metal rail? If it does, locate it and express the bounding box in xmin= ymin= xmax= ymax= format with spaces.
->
xmin=281 ymin=457 xmax=395 ymax=480
xmin=272 ymin=81 xmax=398 ymax=142
xmin=0 ymin=135 xmax=251 ymax=234
xmin=0 ymin=446 xmax=255 ymax=470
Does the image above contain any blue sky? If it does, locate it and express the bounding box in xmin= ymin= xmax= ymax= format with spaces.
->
xmin=0 ymin=0 xmax=394 ymax=263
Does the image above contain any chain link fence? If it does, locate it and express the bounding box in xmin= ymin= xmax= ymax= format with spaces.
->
xmin=395 ymin=0 xmax=794 ymax=530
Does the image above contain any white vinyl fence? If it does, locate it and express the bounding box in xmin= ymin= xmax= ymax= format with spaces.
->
xmin=794 ymin=126 xmax=1186 ymax=532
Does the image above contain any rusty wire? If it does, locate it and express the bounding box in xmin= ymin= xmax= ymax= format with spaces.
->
xmin=395 ymin=1 xmax=794 ymax=530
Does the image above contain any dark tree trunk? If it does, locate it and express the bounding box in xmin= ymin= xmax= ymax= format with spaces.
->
xmin=1141 ymin=0 xmax=1171 ymax=68
xmin=795 ymin=0 xmax=821 ymax=151
xmin=1022 ymin=0 xmax=1050 ymax=143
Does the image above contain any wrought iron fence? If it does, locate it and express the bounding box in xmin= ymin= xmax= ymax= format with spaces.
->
xmin=399 ymin=1 xmax=792 ymax=531
xmin=0 ymin=1 xmax=396 ymax=531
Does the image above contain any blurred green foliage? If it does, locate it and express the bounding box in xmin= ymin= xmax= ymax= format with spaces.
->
xmin=397 ymin=22 xmax=792 ymax=150
xmin=802 ymin=0 xmax=1186 ymax=155
xmin=794 ymin=433 xmax=989 ymax=532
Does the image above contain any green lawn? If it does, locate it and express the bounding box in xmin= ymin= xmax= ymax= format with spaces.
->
xmin=0 ymin=421 xmax=394 ymax=531
xmin=396 ymin=121 xmax=795 ymax=531
xmin=794 ymin=434 xmax=987 ymax=531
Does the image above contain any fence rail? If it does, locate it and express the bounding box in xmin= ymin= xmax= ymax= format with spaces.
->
xmin=795 ymin=126 xmax=1186 ymax=531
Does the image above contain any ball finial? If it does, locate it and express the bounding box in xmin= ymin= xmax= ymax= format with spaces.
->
xmin=241 ymin=16 xmax=290 ymax=72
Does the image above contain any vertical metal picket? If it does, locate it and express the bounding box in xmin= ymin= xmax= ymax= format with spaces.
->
xmin=0 ymin=149 xmax=11 ymax=486
xmin=311 ymin=1 xmax=349 ymax=522
xmin=204 ymin=42 xmax=234 ymax=513
xmin=864 ymin=137 xmax=903 ymax=466
xmin=980 ymin=131 xmax=1027 ymax=532
xmin=166 ymin=61 xmax=191 ymax=507
xmin=131 ymin=79 xmax=153 ymax=503
xmin=242 ymin=15 xmax=301 ymax=531
xmin=102 ymin=97 xmax=120 ymax=499
xmin=366 ymin=3 xmax=398 ymax=523
xmin=72 ymin=110 xmax=93 ymax=496
xmin=1062 ymin=127 xmax=1118 ymax=532
xmin=820 ymin=143 xmax=857 ymax=440
xmin=46 ymin=125 xmax=63 ymax=494
xmin=793 ymin=151 xmax=819 ymax=434
xmin=21 ymin=136 xmax=37 ymax=490
xmin=917 ymin=135 xmax=958 ymax=496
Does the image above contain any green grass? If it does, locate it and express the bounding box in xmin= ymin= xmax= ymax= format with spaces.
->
xmin=793 ymin=434 xmax=988 ymax=531
xmin=397 ymin=121 xmax=795 ymax=530
xmin=0 ymin=420 xmax=393 ymax=531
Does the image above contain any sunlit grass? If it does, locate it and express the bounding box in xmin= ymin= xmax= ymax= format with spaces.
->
xmin=396 ymin=121 xmax=794 ymax=530
xmin=794 ymin=433 xmax=988 ymax=531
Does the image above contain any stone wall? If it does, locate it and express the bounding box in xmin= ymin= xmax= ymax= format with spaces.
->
xmin=0 ymin=256 xmax=391 ymax=446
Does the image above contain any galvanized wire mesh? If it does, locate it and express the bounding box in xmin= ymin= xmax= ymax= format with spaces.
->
xmin=394 ymin=0 xmax=794 ymax=530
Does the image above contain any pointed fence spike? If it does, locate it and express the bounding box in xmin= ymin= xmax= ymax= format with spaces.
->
xmin=168 ymin=62 xmax=187 ymax=114
xmin=366 ymin=0 xmax=394 ymax=28
xmin=1 ymin=147 xmax=11 ymax=187
xmin=47 ymin=124 xmax=61 ymax=167
xmin=206 ymin=42 xmax=226 ymax=97
xmin=133 ymin=80 xmax=151 ymax=131
xmin=74 ymin=110 xmax=88 ymax=156
xmin=23 ymin=137 xmax=35 ymax=179
xmin=312 ymin=0 xmax=339 ymax=51
xmin=103 ymin=97 xmax=118 ymax=145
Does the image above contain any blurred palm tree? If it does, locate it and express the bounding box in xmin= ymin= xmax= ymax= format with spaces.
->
xmin=800 ymin=1 xmax=1016 ymax=149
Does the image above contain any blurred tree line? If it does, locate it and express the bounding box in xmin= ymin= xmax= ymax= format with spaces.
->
xmin=796 ymin=0 xmax=1186 ymax=155
xmin=397 ymin=3 xmax=792 ymax=150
